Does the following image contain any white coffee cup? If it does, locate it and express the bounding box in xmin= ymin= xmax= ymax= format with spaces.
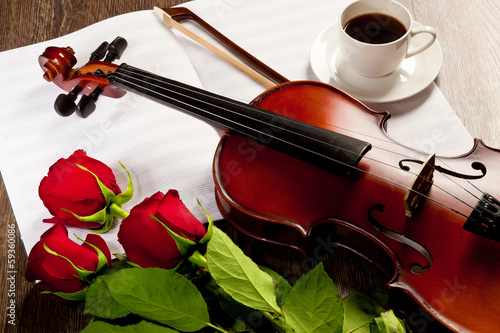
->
xmin=338 ymin=0 xmax=436 ymax=77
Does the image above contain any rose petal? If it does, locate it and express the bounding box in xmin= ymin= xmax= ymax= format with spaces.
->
xmin=26 ymin=222 xmax=112 ymax=299
xmin=42 ymin=281 xmax=87 ymax=301
xmin=42 ymin=196 xmax=103 ymax=218
xmin=67 ymin=150 xmax=121 ymax=196
xmin=118 ymin=192 xmax=183 ymax=269
xmin=38 ymin=150 xmax=122 ymax=226
xmin=26 ymin=225 xmax=90 ymax=292
xmin=25 ymin=241 xmax=46 ymax=282
xmin=82 ymin=234 xmax=112 ymax=267
xmin=119 ymin=216 xmax=182 ymax=269
xmin=155 ymin=190 xmax=206 ymax=242
xmin=36 ymin=224 xmax=100 ymax=280
xmin=40 ymin=158 xmax=106 ymax=202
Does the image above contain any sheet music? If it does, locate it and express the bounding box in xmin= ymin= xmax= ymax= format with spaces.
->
xmin=0 ymin=0 xmax=473 ymax=255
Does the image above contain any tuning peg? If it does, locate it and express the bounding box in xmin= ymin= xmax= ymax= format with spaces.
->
xmin=89 ymin=41 xmax=109 ymax=61
xmin=103 ymin=36 xmax=128 ymax=62
xmin=76 ymin=87 xmax=103 ymax=118
xmin=54 ymin=85 xmax=83 ymax=117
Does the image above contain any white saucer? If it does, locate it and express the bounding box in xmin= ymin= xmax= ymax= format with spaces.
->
xmin=310 ymin=21 xmax=442 ymax=103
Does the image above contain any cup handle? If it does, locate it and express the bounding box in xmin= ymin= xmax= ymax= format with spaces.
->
xmin=406 ymin=26 xmax=437 ymax=58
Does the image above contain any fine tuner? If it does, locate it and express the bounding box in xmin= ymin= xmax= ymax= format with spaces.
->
xmin=41 ymin=36 xmax=128 ymax=118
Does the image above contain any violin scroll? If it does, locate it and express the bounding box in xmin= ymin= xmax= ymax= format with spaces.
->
xmin=39 ymin=37 xmax=128 ymax=118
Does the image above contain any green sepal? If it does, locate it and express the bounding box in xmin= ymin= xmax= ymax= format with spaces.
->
xmin=149 ymin=214 xmax=197 ymax=257
xmin=69 ymin=163 xmax=133 ymax=234
xmin=197 ymin=199 xmax=213 ymax=245
xmin=76 ymin=164 xmax=116 ymax=204
xmin=89 ymin=213 xmax=114 ymax=234
xmin=41 ymin=286 xmax=88 ymax=302
xmin=113 ymin=253 xmax=129 ymax=262
xmin=43 ymin=242 xmax=95 ymax=284
xmin=373 ymin=310 xmax=407 ymax=333
xmin=74 ymin=234 xmax=109 ymax=274
xmin=114 ymin=162 xmax=134 ymax=205
xmin=62 ymin=206 xmax=114 ymax=234
xmin=110 ymin=254 xmax=142 ymax=269
xmin=125 ymin=260 xmax=143 ymax=268
xmin=62 ymin=205 xmax=107 ymax=224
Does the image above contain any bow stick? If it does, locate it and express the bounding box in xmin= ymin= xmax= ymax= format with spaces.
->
xmin=154 ymin=7 xmax=276 ymax=89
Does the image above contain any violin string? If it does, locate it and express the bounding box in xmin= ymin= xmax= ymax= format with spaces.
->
xmin=110 ymin=66 xmax=475 ymax=219
xmin=264 ymin=97 xmax=486 ymax=210
xmin=114 ymin=67 xmax=369 ymax=159
xmin=257 ymin=106 xmax=482 ymax=213
xmin=113 ymin=66 xmax=475 ymax=217
xmin=247 ymin=88 xmax=486 ymax=214
xmin=116 ymin=66 xmax=421 ymax=171
xmin=116 ymin=65 xmax=458 ymax=183
xmin=114 ymin=67 xmax=376 ymax=164
xmin=433 ymin=158 xmax=484 ymax=204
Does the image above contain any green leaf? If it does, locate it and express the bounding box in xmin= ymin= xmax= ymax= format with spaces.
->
xmin=114 ymin=162 xmax=134 ymax=205
xmin=259 ymin=266 xmax=291 ymax=307
xmin=373 ymin=311 xmax=406 ymax=333
xmin=342 ymin=292 xmax=384 ymax=333
xmin=84 ymin=277 xmax=130 ymax=319
xmin=206 ymin=227 xmax=281 ymax=314
xmin=41 ymin=286 xmax=88 ymax=302
xmin=191 ymin=273 xmax=255 ymax=332
xmin=282 ymin=263 xmax=343 ymax=333
xmin=80 ymin=319 xmax=179 ymax=332
xmin=103 ymin=267 xmax=211 ymax=332
xmin=84 ymin=263 xmax=133 ymax=318
xmin=213 ymin=280 xmax=263 ymax=326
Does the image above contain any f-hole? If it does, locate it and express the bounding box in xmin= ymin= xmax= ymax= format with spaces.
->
xmin=368 ymin=204 xmax=433 ymax=274
xmin=399 ymin=159 xmax=486 ymax=180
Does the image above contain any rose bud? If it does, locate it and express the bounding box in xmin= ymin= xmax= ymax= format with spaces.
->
xmin=118 ymin=190 xmax=212 ymax=270
xmin=39 ymin=149 xmax=133 ymax=233
xmin=25 ymin=223 xmax=111 ymax=302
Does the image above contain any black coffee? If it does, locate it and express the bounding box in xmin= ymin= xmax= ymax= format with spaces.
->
xmin=343 ymin=13 xmax=407 ymax=44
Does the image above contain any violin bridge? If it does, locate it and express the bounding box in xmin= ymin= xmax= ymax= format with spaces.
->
xmin=404 ymin=154 xmax=435 ymax=218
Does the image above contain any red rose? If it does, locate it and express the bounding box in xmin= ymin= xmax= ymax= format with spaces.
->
xmin=25 ymin=223 xmax=111 ymax=302
xmin=39 ymin=150 xmax=132 ymax=231
xmin=118 ymin=190 xmax=207 ymax=269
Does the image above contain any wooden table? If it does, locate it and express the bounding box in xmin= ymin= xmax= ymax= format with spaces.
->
xmin=1 ymin=0 xmax=499 ymax=332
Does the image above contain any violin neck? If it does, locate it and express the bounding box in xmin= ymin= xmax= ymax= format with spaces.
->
xmin=108 ymin=64 xmax=371 ymax=177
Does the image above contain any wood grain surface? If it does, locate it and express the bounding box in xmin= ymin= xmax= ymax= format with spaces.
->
xmin=1 ymin=0 xmax=499 ymax=332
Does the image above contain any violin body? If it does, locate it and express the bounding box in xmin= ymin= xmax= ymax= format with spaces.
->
xmin=213 ymin=81 xmax=500 ymax=333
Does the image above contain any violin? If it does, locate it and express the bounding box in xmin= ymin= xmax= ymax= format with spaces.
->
xmin=38 ymin=30 xmax=500 ymax=333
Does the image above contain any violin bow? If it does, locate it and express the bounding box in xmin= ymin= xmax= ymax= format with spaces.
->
xmin=154 ymin=6 xmax=289 ymax=88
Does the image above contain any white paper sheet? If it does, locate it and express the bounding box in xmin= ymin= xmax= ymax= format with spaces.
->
xmin=0 ymin=11 xmax=222 ymax=255
xmin=0 ymin=0 xmax=474 ymax=256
